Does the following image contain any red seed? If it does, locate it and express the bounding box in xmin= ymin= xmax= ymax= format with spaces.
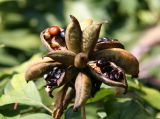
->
xmin=48 ymin=26 xmax=61 ymax=36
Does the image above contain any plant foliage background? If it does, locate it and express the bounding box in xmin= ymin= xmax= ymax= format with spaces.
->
xmin=0 ymin=0 xmax=160 ymax=119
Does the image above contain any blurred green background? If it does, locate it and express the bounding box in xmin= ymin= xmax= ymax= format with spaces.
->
xmin=0 ymin=0 xmax=160 ymax=119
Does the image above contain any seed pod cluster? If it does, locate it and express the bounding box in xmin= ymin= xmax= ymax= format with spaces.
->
xmin=25 ymin=15 xmax=139 ymax=119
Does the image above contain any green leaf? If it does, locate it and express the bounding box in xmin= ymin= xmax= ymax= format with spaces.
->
xmin=0 ymin=53 xmax=42 ymax=75
xmin=104 ymin=98 xmax=153 ymax=119
xmin=0 ymin=74 xmax=42 ymax=107
xmin=0 ymin=30 xmax=40 ymax=52
xmin=65 ymin=103 xmax=98 ymax=119
xmin=0 ymin=49 xmax=20 ymax=66
xmin=128 ymin=79 xmax=160 ymax=110
xmin=119 ymin=0 xmax=138 ymax=15
xmin=0 ymin=114 xmax=20 ymax=119
xmin=87 ymin=88 xmax=115 ymax=103
xmin=20 ymin=113 xmax=52 ymax=119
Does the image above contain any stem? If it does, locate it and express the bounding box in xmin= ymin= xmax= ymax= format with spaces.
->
xmin=81 ymin=105 xmax=86 ymax=119
xmin=42 ymin=104 xmax=52 ymax=114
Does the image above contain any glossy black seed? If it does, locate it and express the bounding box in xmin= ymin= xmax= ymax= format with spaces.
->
xmin=101 ymin=66 xmax=113 ymax=73
xmin=112 ymin=39 xmax=118 ymax=41
xmin=54 ymin=73 xmax=61 ymax=79
xmin=118 ymin=72 xmax=124 ymax=80
xmin=103 ymin=37 xmax=111 ymax=42
xmin=97 ymin=37 xmax=111 ymax=43
xmin=109 ymin=69 xmax=124 ymax=81
xmin=43 ymin=74 xmax=48 ymax=79
xmin=109 ymin=74 xmax=115 ymax=80
xmin=60 ymin=29 xmax=65 ymax=38
xmin=96 ymin=58 xmax=110 ymax=68
xmin=43 ymin=67 xmax=65 ymax=88
xmin=103 ymin=72 xmax=108 ymax=77
xmin=97 ymin=38 xmax=103 ymax=42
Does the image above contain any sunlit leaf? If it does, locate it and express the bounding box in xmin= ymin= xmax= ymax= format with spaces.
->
xmin=87 ymin=88 xmax=115 ymax=103
xmin=20 ymin=113 xmax=52 ymax=119
xmin=104 ymin=98 xmax=153 ymax=119
xmin=0 ymin=114 xmax=20 ymax=119
xmin=0 ymin=74 xmax=42 ymax=107
xmin=0 ymin=30 xmax=40 ymax=51
xmin=128 ymin=79 xmax=160 ymax=110
xmin=65 ymin=103 xmax=98 ymax=119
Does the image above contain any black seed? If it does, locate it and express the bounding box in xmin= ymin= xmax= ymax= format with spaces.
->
xmin=109 ymin=74 xmax=115 ymax=80
xmin=102 ymin=66 xmax=113 ymax=73
xmin=97 ymin=38 xmax=103 ymax=42
xmin=103 ymin=72 xmax=109 ymax=79
xmin=96 ymin=58 xmax=110 ymax=67
xmin=60 ymin=29 xmax=65 ymax=38
xmin=112 ymin=39 xmax=118 ymax=41
xmin=103 ymin=37 xmax=111 ymax=42
xmin=54 ymin=73 xmax=61 ymax=79
xmin=118 ymin=72 xmax=124 ymax=80
xmin=43 ymin=74 xmax=48 ymax=80
xmin=97 ymin=37 xmax=111 ymax=43
xmin=53 ymin=67 xmax=58 ymax=72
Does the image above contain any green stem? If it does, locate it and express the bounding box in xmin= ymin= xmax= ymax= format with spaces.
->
xmin=42 ymin=104 xmax=52 ymax=114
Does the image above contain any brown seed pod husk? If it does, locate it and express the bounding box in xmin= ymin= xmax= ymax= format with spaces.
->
xmin=53 ymin=87 xmax=75 ymax=119
xmin=25 ymin=60 xmax=62 ymax=81
xmin=87 ymin=63 xmax=127 ymax=93
xmin=40 ymin=29 xmax=53 ymax=51
xmin=74 ymin=53 xmax=88 ymax=68
xmin=82 ymin=22 xmax=102 ymax=55
xmin=65 ymin=15 xmax=82 ymax=53
xmin=95 ymin=41 xmax=125 ymax=51
xmin=73 ymin=72 xmax=92 ymax=111
xmin=52 ymin=84 xmax=69 ymax=119
xmin=90 ymin=48 xmax=139 ymax=76
xmin=80 ymin=18 xmax=93 ymax=31
xmin=58 ymin=66 xmax=78 ymax=86
xmin=63 ymin=87 xmax=75 ymax=109
xmin=44 ymin=50 xmax=76 ymax=66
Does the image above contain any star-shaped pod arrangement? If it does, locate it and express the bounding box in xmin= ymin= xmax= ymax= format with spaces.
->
xmin=25 ymin=15 xmax=139 ymax=119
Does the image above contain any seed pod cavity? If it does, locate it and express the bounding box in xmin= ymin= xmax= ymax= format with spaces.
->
xmin=88 ymin=65 xmax=128 ymax=93
xmin=25 ymin=61 xmax=61 ymax=81
xmin=40 ymin=29 xmax=66 ymax=51
xmin=90 ymin=48 xmax=139 ymax=76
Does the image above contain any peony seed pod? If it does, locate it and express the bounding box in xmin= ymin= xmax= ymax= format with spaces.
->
xmin=90 ymin=48 xmax=139 ymax=77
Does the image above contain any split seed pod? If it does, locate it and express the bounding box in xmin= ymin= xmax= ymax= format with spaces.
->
xmin=91 ymin=48 xmax=139 ymax=77
xmin=40 ymin=29 xmax=66 ymax=51
xmin=65 ymin=15 xmax=82 ymax=53
xmin=25 ymin=58 xmax=62 ymax=81
xmin=87 ymin=61 xmax=127 ymax=93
